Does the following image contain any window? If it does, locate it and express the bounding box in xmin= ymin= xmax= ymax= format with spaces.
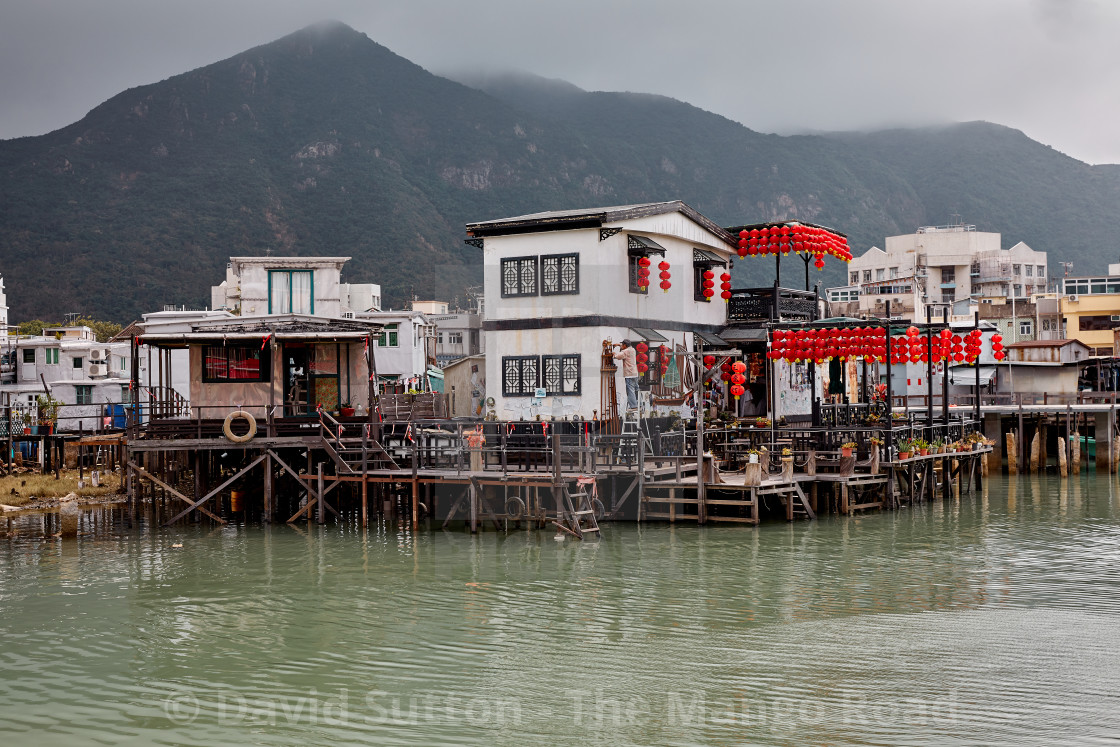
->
xmin=119 ymin=356 xmax=127 ymax=372
xmin=889 ymin=267 xmax=898 ymax=279
xmin=437 ymin=332 xmax=444 ymax=344
xmin=448 ymin=332 xmax=463 ymax=345
xmin=202 ymin=345 xmax=269 ymax=383
xmin=22 ymin=349 xmax=34 ymax=364
xmin=863 ymin=270 xmax=872 ymax=283
xmin=72 ymin=357 xmax=83 ymax=369
xmin=376 ymin=324 xmax=399 ymax=347
xmin=1043 ymin=319 xmax=1051 ymax=331
xmin=1012 ymin=264 xmax=1021 ymax=275
xmin=1037 ymin=265 xmax=1045 ymax=277
xmin=1025 ymin=265 xmax=1033 ymax=277
xmin=501 ymin=256 xmax=538 ymax=297
xmin=542 ymin=354 xmax=581 ymax=395
xmin=502 ymin=356 xmax=539 ymax=396
xmin=1013 ymin=284 xmax=1022 ymax=297
xmin=694 ymin=265 xmax=715 ymax=302
xmin=46 ymin=349 xmax=59 ymax=364
xmin=942 ymin=290 xmax=955 ymax=303
xmin=1020 ymin=320 xmax=1033 ymax=336
xmin=629 ymin=254 xmax=650 ymax=295
xmin=121 ymin=385 xmax=132 ymax=404
xmin=268 ymin=270 xmax=313 ymax=314
xmin=1079 ymin=315 xmax=1115 ymax=331
xmin=941 ymin=267 xmax=955 ymax=284
xmin=75 ymin=385 xmax=92 ymax=405
xmin=540 ymin=254 xmax=579 ymax=295
xmin=850 ymin=271 xmax=859 ymax=285
xmin=876 ymin=268 xmax=885 ymax=281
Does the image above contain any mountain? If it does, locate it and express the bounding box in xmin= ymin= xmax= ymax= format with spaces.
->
xmin=2 ymin=21 xmax=1118 ymax=323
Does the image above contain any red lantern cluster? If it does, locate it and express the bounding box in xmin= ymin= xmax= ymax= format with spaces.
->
xmin=991 ymin=333 xmax=1005 ymax=361
xmin=658 ymin=260 xmax=672 ymax=292
xmin=736 ymin=223 xmax=852 ymax=265
xmin=730 ymin=360 xmax=747 ymax=399
xmin=637 ymin=257 xmax=651 ymax=290
xmin=768 ymin=327 xmax=888 ymax=364
xmin=701 ymin=268 xmax=715 ymax=300
xmin=963 ymin=329 xmax=983 ymax=362
xmin=720 ymin=271 xmax=732 ymax=302
xmin=658 ymin=345 xmax=670 ymax=377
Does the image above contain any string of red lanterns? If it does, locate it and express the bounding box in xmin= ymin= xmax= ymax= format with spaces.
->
xmin=658 ymin=260 xmax=672 ymax=292
xmin=735 ymin=223 xmax=852 ymax=272
xmin=768 ymin=326 xmax=997 ymax=365
xmin=637 ymin=257 xmax=651 ymax=291
xmin=720 ymin=271 xmax=732 ymax=302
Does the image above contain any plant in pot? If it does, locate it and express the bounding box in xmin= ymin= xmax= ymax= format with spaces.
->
xmin=754 ymin=416 xmax=771 ymax=429
xmin=897 ymin=437 xmax=913 ymax=460
xmin=841 ymin=441 xmax=857 ymax=458
xmin=340 ymin=400 xmax=355 ymax=418
xmin=36 ymin=394 xmax=62 ymax=434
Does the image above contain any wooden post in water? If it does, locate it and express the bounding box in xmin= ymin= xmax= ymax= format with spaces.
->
xmin=1006 ymin=432 xmax=1018 ymax=475
xmin=1058 ymin=437 xmax=1068 ymax=478
xmin=317 ymin=462 xmax=325 ymax=525
xmin=1030 ymin=429 xmax=1040 ymax=474
xmin=263 ymin=453 xmax=272 ymax=523
xmin=1071 ymin=432 xmax=1081 ymax=475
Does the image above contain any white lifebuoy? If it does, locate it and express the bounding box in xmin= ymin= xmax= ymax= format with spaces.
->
xmin=223 ymin=410 xmax=257 ymax=443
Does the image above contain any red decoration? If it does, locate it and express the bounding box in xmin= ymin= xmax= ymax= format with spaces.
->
xmin=703 ymin=355 xmax=715 ymax=368
xmin=730 ymin=384 xmax=745 ymax=399
xmin=636 ymin=342 xmax=649 ymax=353
xmin=660 ymin=280 xmax=672 ymax=291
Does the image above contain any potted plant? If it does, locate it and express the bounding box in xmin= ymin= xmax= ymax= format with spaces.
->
xmin=36 ymin=394 xmax=62 ymax=434
xmin=841 ymin=441 xmax=856 ymax=458
xmin=755 ymin=416 xmax=771 ymax=429
xmin=931 ymin=438 xmax=944 ymax=454
xmin=915 ymin=438 xmax=929 ymax=457
xmin=897 ymin=437 xmax=913 ymax=460
xmin=340 ymin=400 xmax=356 ymax=418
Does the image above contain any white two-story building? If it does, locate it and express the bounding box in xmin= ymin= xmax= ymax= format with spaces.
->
xmin=465 ymin=201 xmax=735 ymax=421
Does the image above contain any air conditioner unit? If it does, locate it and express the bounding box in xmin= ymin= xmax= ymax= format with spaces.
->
xmin=1069 ymin=295 xmax=1078 ymax=302
xmin=88 ymin=363 xmax=108 ymax=377
xmin=89 ymin=349 xmax=105 ymax=361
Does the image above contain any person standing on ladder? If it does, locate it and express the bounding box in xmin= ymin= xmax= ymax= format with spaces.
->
xmin=613 ymin=340 xmax=639 ymax=412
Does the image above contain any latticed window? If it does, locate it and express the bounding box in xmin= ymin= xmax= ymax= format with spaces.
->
xmin=501 ymin=257 xmax=538 ymax=297
xmin=502 ymin=356 xmax=539 ymax=396
xmin=542 ymin=355 xmax=581 ymax=395
xmin=541 ymin=254 xmax=579 ymax=295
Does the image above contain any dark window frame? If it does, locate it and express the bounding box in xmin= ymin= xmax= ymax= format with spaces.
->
xmin=628 ymin=253 xmax=650 ymax=295
xmin=540 ymin=253 xmax=579 ymax=296
xmin=75 ymin=385 xmax=93 ymax=405
xmin=542 ymin=354 xmax=581 ymax=396
xmin=500 ymin=256 xmax=539 ymax=298
xmin=502 ymin=355 xmax=540 ymax=397
xmin=201 ymin=345 xmax=271 ymax=384
xmin=22 ymin=349 xmax=35 ymax=364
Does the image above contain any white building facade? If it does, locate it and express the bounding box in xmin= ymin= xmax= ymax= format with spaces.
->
xmin=466 ymin=201 xmax=735 ymax=421
xmin=839 ymin=225 xmax=1047 ymax=322
xmin=211 ymin=257 xmax=380 ymax=317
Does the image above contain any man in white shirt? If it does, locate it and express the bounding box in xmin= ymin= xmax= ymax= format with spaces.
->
xmin=613 ymin=340 xmax=639 ymax=410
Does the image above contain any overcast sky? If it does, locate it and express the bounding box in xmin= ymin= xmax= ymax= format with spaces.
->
xmin=2 ymin=0 xmax=1118 ymax=163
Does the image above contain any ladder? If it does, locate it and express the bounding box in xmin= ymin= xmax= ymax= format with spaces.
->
xmin=619 ymin=411 xmax=654 ymax=465
xmin=554 ymin=482 xmax=601 ymax=540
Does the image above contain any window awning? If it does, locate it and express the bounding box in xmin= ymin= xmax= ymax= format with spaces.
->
xmin=949 ymin=365 xmax=997 ymax=386
xmin=694 ymin=330 xmax=730 ymax=347
xmin=629 ymin=327 xmax=669 ymax=342
xmin=692 ymin=248 xmax=726 ymax=265
xmin=718 ymin=327 xmax=768 ymax=343
xmin=627 ymin=234 xmax=667 ymax=256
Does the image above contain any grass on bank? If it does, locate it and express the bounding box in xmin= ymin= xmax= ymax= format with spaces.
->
xmin=0 ymin=470 xmax=124 ymax=508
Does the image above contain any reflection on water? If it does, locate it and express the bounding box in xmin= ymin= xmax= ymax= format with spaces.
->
xmin=2 ymin=476 xmax=1120 ymax=746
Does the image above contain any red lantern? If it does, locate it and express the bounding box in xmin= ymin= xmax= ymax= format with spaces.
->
xmin=730 ymin=384 xmax=745 ymax=399
xmin=731 ymin=372 xmax=746 ymax=387
xmin=703 ymin=355 xmax=715 ymax=368
xmin=638 ymin=257 xmax=651 ymax=268
xmin=991 ymin=334 xmax=1003 ymax=343
xmin=660 ymin=270 xmax=672 ymax=280
xmin=636 ymin=342 xmax=648 ymax=353
xmin=638 ymin=362 xmax=649 ymax=373
xmin=660 ymin=280 xmax=671 ymax=291
xmin=906 ymin=326 xmax=920 ymax=338
xmin=994 ymin=351 xmax=1005 ymax=360
xmin=721 ymin=290 xmax=732 ymax=302
xmin=732 ymin=361 xmax=746 ymax=374
xmin=636 ymin=352 xmax=648 ymax=364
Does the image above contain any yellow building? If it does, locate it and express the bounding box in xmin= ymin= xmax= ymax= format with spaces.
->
xmin=1058 ymin=273 xmax=1120 ymax=355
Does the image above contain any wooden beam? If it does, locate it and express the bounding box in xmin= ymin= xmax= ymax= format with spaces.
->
xmin=131 ymin=462 xmax=225 ymax=524
xmin=165 ymin=453 xmax=266 ymax=525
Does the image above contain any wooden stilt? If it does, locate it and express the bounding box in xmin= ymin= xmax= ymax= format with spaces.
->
xmin=1058 ymin=437 xmax=1068 ymax=478
xmin=1006 ymin=432 xmax=1018 ymax=475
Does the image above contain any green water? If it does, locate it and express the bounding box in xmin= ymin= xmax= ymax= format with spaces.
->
xmin=3 ymin=476 xmax=1120 ymax=745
